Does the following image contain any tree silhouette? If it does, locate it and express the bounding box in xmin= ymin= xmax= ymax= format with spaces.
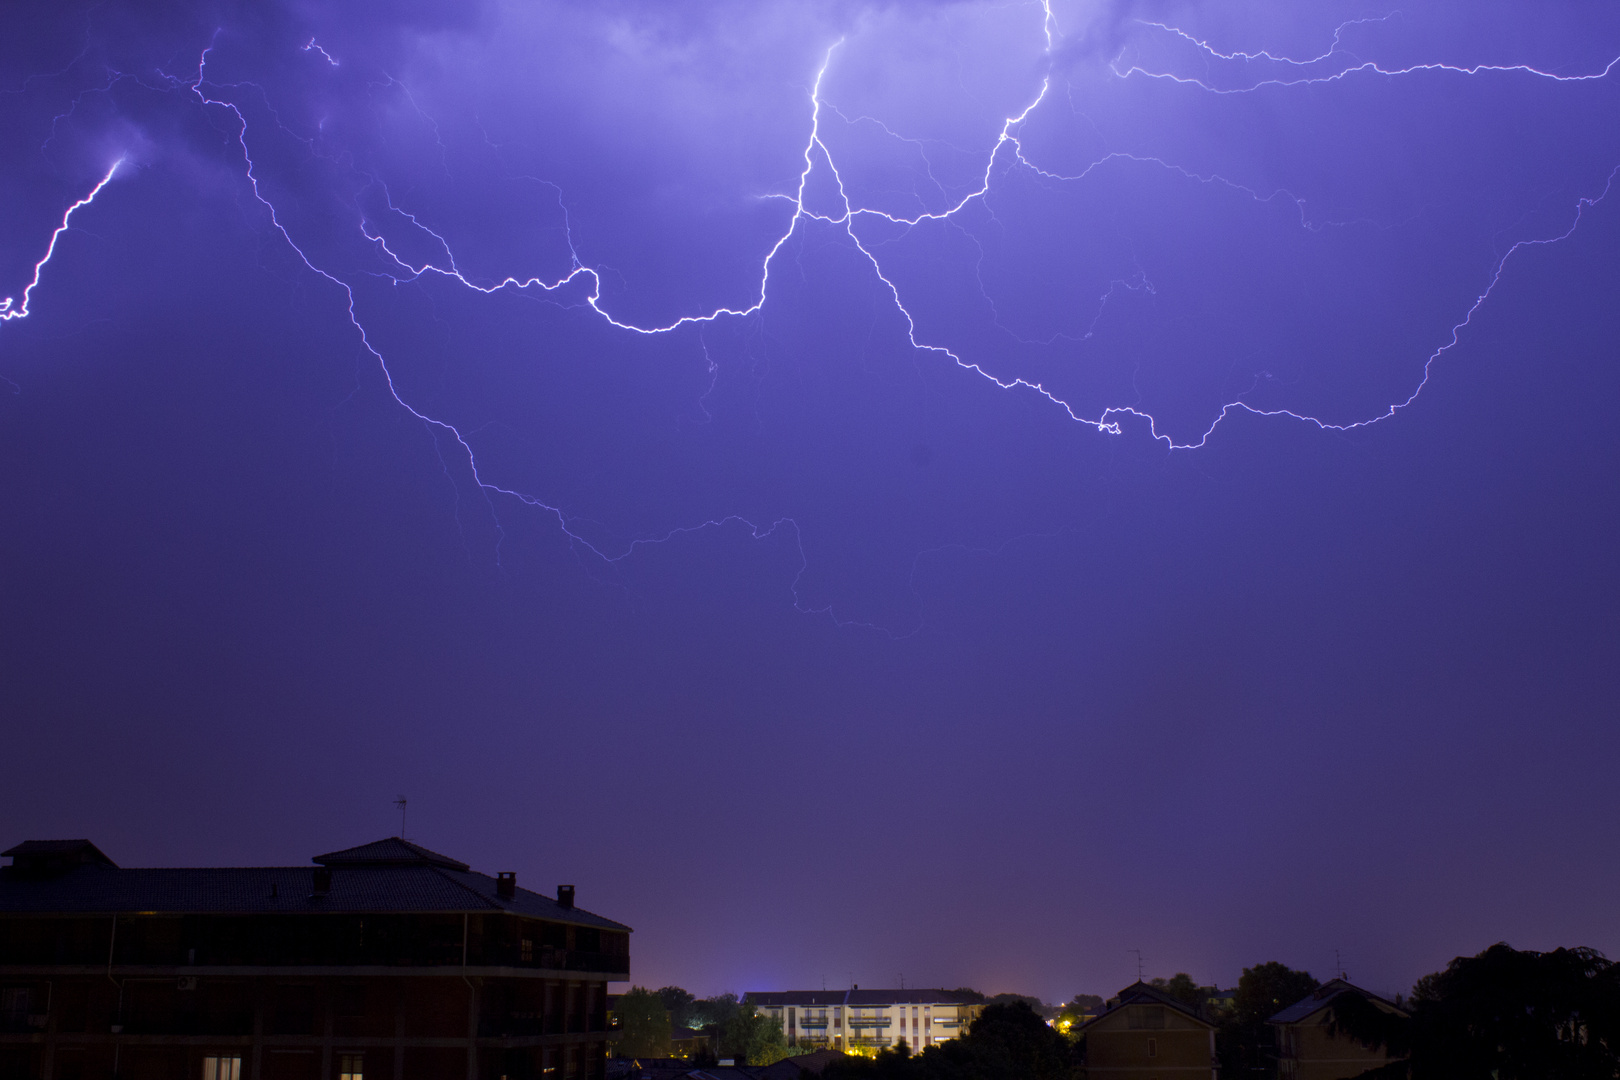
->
xmin=822 ymin=1001 xmax=1077 ymax=1080
xmin=1330 ymin=942 xmax=1620 ymax=1079
xmin=614 ymin=986 xmax=672 ymax=1058
xmin=1220 ymin=961 xmax=1320 ymax=1078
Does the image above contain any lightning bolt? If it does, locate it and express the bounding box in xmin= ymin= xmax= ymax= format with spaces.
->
xmin=1114 ymin=16 xmax=1620 ymax=93
xmin=302 ymin=39 xmax=340 ymax=67
xmin=169 ymin=38 xmax=902 ymax=630
xmin=0 ymin=159 xmax=122 ymax=323
xmin=5 ymin=3 xmax=1617 ymax=627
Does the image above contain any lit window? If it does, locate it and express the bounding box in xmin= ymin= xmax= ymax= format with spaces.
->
xmin=203 ymin=1057 xmax=242 ymax=1080
xmin=339 ymin=1054 xmax=364 ymax=1080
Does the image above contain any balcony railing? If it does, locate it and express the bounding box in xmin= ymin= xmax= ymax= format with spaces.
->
xmin=0 ymin=1017 xmax=47 ymax=1035
xmin=847 ymin=1018 xmax=891 ymax=1028
xmin=849 ymin=1037 xmax=892 ymax=1048
xmin=480 ymin=1015 xmax=609 ymax=1038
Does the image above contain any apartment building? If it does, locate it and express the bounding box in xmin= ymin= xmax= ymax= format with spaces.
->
xmin=746 ymin=989 xmax=982 ymax=1052
xmin=0 ymin=836 xmax=630 ymax=1080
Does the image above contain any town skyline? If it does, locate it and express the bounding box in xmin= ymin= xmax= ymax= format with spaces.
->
xmin=4 ymin=0 xmax=1618 ymax=1059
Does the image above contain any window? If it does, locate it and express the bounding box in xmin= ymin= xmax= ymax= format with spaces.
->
xmin=522 ymin=939 xmax=534 ymax=962
xmin=339 ymin=1053 xmax=364 ymax=1080
xmin=0 ymin=988 xmax=32 ymax=1025
xmin=335 ymin=983 xmax=367 ymax=1018
xmin=202 ymin=1057 xmax=242 ymax=1080
xmin=1147 ymin=1038 xmax=1158 ymax=1058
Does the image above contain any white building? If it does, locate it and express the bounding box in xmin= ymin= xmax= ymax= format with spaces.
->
xmin=748 ymin=989 xmax=983 ymax=1052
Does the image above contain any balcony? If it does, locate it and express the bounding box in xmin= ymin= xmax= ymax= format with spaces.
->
xmin=0 ymin=1016 xmax=47 ymax=1035
xmin=563 ymin=950 xmax=630 ymax=975
xmin=847 ymin=1018 xmax=891 ymax=1028
xmin=795 ymin=1018 xmax=829 ymax=1029
xmin=849 ymin=1037 xmax=892 ymax=1048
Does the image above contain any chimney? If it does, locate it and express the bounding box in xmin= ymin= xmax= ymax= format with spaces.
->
xmin=311 ymin=868 xmax=331 ymax=897
xmin=557 ymin=884 xmax=575 ymax=909
xmin=497 ymin=871 xmax=516 ymax=899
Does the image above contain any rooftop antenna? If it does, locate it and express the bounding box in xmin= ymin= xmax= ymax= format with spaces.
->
xmin=394 ymin=796 xmax=407 ymax=840
xmin=1335 ymin=949 xmax=1347 ymax=981
xmin=1128 ymin=949 xmax=1144 ymax=981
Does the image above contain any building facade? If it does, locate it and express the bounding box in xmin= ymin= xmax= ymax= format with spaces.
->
xmin=1076 ymin=982 xmax=1217 ymax=1080
xmin=746 ymin=990 xmax=981 ymax=1053
xmin=1269 ymin=979 xmax=1408 ymax=1080
xmin=0 ymin=838 xmax=630 ymax=1080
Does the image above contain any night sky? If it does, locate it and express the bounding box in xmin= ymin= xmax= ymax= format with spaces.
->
xmin=3 ymin=0 xmax=1618 ymax=1004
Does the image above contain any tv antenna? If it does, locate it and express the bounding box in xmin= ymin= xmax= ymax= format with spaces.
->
xmin=394 ymin=797 xmax=408 ymax=839
xmin=1128 ymin=949 xmax=1144 ymax=981
xmin=1334 ymin=949 xmax=1347 ymax=981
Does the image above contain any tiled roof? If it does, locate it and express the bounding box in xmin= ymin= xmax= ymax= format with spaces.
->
xmin=749 ymin=991 xmax=851 ymax=1007
xmin=314 ymin=837 xmax=470 ymax=871
xmin=1268 ymin=979 xmax=1405 ymax=1025
xmin=848 ymin=989 xmax=979 ymax=1006
xmin=0 ymin=839 xmax=628 ymax=930
xmin=1078 ymin=982 xmax=1215 ymax=1032
xmin=757 ymin=1049 xmax=847 ymax=1078
xmin=749 ymin=989 xmax=980 ymax=1007
xmin=1 ymin=839 xmax=115 ymax=865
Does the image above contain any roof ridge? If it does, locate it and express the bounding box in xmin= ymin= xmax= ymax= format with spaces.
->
xmin=314 ymin=837 xmax=470 ymax=871
xmin=428 ymin=864 xmax=500 ymax=910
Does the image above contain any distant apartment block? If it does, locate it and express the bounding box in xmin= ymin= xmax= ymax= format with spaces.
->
xmin=747 ymin=989 xmax=982 ymax=1052
xmin=1270 ymin=979 xmax=1409 ymax=1080
xmin=1075 ymin=981 xmax=1218 ymax=1080
xmin=0 ymin=837 xmax=630 ymax=1080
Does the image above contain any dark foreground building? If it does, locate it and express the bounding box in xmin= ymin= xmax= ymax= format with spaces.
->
xmin=1074 ymin=981 xmax=1217 ymax=1080
xmin=0 ymin=838 xmax=630 ymax=1080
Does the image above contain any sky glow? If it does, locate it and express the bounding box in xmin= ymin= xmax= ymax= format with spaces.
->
xmin=3 ymin=0 xmax=1619 ymax=1001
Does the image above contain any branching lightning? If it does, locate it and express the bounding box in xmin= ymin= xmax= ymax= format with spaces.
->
xmin=1115 ymin=17 xmax=1620 ymax=93
xmin=3 ymin=2 xmax=1617 ymax=627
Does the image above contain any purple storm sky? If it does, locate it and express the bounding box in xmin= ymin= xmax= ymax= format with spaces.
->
xmin=3 ymin=0 xmax=1619 ymax=1003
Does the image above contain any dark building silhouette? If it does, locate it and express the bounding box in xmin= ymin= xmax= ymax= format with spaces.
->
xmin=0 ymin=837 xmax=630 ymax=1080
xmin=1269 ymin=979 xmax=1408 ymax=1080
xmin=1075 ymin=981 xmax=1217 ymax=1080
